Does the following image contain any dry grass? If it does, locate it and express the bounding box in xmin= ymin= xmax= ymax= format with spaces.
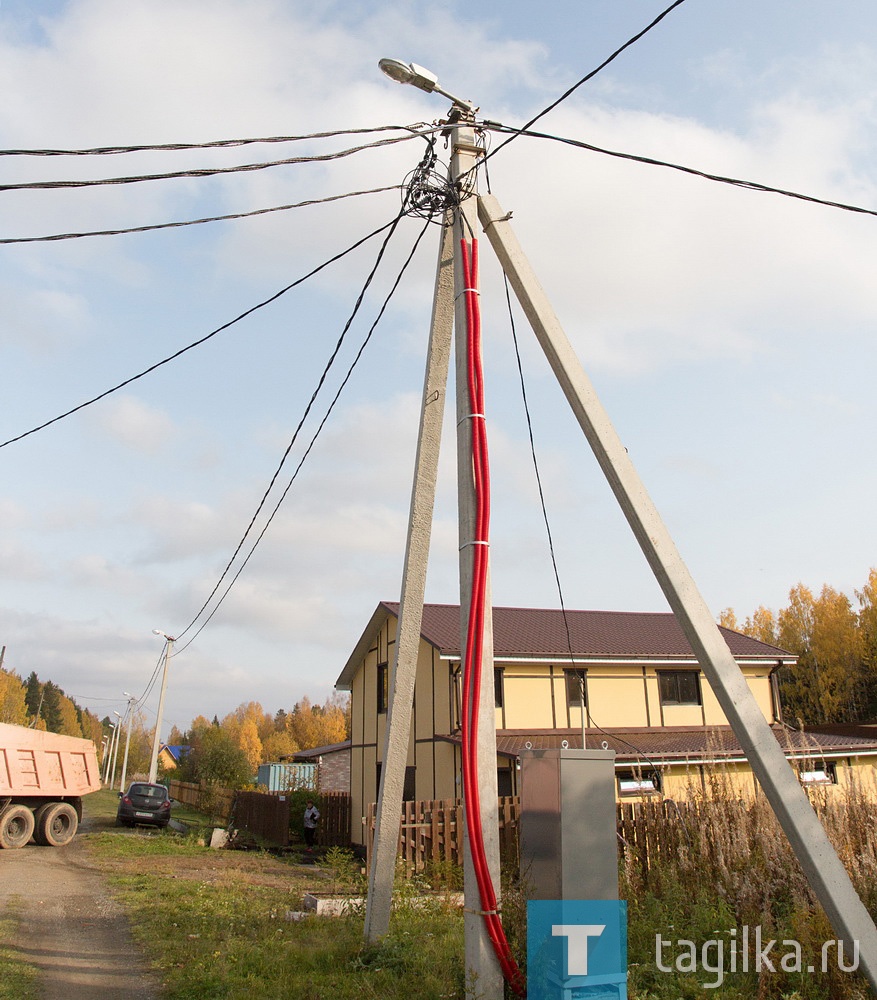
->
xmin=620 ymin=769 xmax=877 ymax=999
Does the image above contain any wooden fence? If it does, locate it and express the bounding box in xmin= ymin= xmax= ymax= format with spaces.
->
xmin=232 ymin=790 xmax=290 ymax=846
xmin=318 ymin=791 xmax=352 ymax=847
xmin=168 ymin=779 xmax=235 ymax=822
xmin=364 ymin=797 xmax=520 ymax=871
xmin=362 ymin=797 xmax=682 ymax=872
xmin=168 ymin=779 xmax=352 ymax=847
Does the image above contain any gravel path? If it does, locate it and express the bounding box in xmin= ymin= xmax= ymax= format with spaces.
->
xmin=0 ymin=816 xmax=161 ymax=1000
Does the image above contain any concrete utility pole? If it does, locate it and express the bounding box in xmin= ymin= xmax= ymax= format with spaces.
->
xmin=118 ymin=693 xmax=137 ymax=791
xmin=364 ymin=219 xmax=455 ymax=944
xmin=451 ymin=116 xmax=505 ymax=1000
xmin=102 ymin=723 xmax=116 ymax=783
xmin=370 ymin=59 xmax=877 ymax=998
xmin=109 ymin=709 xmax=122 ymax=786
xmin=476 ymin=190 xmax=877 ymax=992
xmin=148 ymin=632 xmax=174 ymax=784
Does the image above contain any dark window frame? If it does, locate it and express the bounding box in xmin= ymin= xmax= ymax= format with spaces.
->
xmin=494 ymin=668 xmax=504 ymax=710
xmin=564 ymin=668 xmax=588 ymax=708
xmin=377 ymin=662 xmax=389 ymax=715
xmin=799 ymin=761 xmax=837 ymax=786
xmin=617 ymin=768 xmax=662 ymax=796
xmin=658 ymin=670 xmax=702 ymax=707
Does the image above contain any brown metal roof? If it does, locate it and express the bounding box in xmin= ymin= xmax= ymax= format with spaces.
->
xmin=437 ymin=726 xmax=877 ymax=764
xmin=382 ymin=601 xmax=793 ymax=661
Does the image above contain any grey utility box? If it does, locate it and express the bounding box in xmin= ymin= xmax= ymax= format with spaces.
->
xmin=519 ymin=748 xmax=618 ymax=900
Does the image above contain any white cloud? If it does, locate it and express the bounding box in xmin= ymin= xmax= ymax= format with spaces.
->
xmin=2 ymin=0 xmax=876 ymax=732
xmin=91 ymin=395 xmax=176 ymax=453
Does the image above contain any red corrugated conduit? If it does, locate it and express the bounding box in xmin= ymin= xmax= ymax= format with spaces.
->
xmin=459 ymin=237 xmax=525 ymax=995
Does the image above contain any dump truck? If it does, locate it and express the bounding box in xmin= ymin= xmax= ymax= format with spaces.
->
xmin=0 ymin=722 xmax=102 ymax=848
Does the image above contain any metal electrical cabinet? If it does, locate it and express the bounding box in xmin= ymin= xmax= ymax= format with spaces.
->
xmin=519 ymin=748 xmax=618 ymax=900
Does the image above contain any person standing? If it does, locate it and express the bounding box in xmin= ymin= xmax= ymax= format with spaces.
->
xmin=303 ymin=799 xmax=320 ymax=850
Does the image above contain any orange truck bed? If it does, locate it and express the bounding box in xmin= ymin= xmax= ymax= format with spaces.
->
xmin=0 ymin=722 xmax=101 ymax=799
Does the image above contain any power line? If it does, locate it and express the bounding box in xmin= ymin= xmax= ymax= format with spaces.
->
xmin=0 ymin=185 xmax=399 ymax=244
xmin=487 ymin=124 xmax=877 ymax=220
xmin=483 ymin=0 xmax=689 ymax=164
xmin=0 ymin=132 xmax=425 ymax=192
xmin=0 ymin=215 xmax=400 ymax=450
xmin=175 ymin=207 xmax=409 ymax=640
xmin=175 ymin=215 xmax=434 ymax=651
xmin=0 ymin=124 xmax=433 ymax=157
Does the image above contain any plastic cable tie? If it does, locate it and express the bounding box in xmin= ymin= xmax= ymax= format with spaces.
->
xmin=459 ymin=540 xmax=489 ymax=550
xmin=454 ymin=287 xmax=481 ymax=300
xmin=456 ymin=412 xmax=485 ymax=426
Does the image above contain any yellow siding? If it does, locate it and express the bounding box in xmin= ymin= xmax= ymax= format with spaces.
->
xmin=503 ymin=674 xmax=554 ymax=729
xmin=344 ymin=608 xmax=805 ymax=833
xmin=588 ymin=674 xmax=650 ymax=728
xmin=660 ymin=704 xmax=704 ymax=727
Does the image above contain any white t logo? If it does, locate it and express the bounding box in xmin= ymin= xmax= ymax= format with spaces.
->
xmin=552 ymin=924 xmax=606 ymax=975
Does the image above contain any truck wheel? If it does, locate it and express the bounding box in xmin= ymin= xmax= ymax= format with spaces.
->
xmin=36 ymin=802 xmax=79 ymax=847
xmin=0 ymin=804 xmax=36 ymax=849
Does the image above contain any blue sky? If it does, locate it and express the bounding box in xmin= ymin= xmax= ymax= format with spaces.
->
xmin=1 ymin=0 xmax=876 ymax=736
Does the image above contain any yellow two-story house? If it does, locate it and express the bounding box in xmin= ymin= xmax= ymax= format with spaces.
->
xmin=336 ymin=601 xmax=877 ymax=844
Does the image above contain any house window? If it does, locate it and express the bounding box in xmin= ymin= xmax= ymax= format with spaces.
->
xmin=658 ymin=670 xmax=702 ymax=706
xmin=376 ymin=762 xmax=416 ymax=801
xmin=565 ymin=668 xmax=588 ymax=708
xmin=377 ymin=662 xmax=388 ymax=714
xmin=617 ymin=769 xmax=662 ymax=796
xmin=800 ymin=762 xmax=837 ymax=786
xmin=494 ymin=668 xmax=504 ymax=709
xmin=403 ymin=766 xmax=416 ymax=801
xmin=497 ymin=767 xmax=514 ymax=798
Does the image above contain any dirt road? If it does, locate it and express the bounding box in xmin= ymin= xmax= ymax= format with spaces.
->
xmin=0 ymin=814 xmax=161 ymax=1000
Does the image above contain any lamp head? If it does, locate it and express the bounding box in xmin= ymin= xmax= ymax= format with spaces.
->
xmin=378 ymin=57 xmax=475 ymax=111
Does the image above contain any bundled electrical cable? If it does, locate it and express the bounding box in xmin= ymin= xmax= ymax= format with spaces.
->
xmin=459 ymin=236 xmax=525 ymax=995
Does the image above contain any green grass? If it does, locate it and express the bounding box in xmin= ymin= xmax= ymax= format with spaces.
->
xmin=80 ymin=785 xmax=877 ymax=999
xmin=84 ymin=807 xmax=466 ymax=1000
xmin=0 ymin=903 xmax=39 ymax=1000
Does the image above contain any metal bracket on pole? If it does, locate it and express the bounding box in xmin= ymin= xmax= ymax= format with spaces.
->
xmin=364 ymin=217 xmax=455 ymax=944
xmin=476 ymin=190 xmax=877 ymax=992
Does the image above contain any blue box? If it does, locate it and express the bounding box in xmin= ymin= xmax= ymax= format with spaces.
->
xmin=527 ymin=900 xmax=627 ymax=1000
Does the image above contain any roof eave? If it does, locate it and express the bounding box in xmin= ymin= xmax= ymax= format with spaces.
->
xmin=335 ymin=602 xmax=396 ymax=690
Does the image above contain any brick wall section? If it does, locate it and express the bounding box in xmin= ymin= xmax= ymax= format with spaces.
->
xmin=317 ymin=748 xmax=350 ymax=793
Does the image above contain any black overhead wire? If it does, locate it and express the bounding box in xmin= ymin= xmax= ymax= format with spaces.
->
xmin=502 ymin=271 xmax=689 ymax=798
xmin=0 ymin=185 xmax=399 ymax=244
xmin=0 ymin=132 xmax=425 ymax=192
xmin=174 ymin=214 xmax=434 ymax=652
xmin=0 ymin=216 xmax=400 ymax=450
xmin=0 ymin=124 xmax=433 ymax=157
xmin=133 ymin=647 xmax=167 ymax=708
xmin=485 ymin=125 xmax=877 ymax=220
xmin=175 ymin=206 xmax=408 ymax=641
xmin=481 ymin=0 xmax=689 ymax=167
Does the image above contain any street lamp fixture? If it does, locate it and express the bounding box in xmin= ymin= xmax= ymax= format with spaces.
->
xmin=378 ymin=58 xmax=474 ymax=111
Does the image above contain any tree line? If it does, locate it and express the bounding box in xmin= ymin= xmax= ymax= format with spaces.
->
xmin=720 ymin=567 xmax=877 ymax=726
xmin=0 ymin=657 xmax=105 ymax=745
xmin=0 ymin=649 xmax=349 ymax=788
xmin=167 ymin=696 xmax=350 ymax=787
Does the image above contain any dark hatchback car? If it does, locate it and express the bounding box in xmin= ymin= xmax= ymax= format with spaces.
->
xmin=117 ymin=782 xmax=173 ymax=829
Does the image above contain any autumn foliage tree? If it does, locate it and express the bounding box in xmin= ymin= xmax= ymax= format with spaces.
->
xmin=173 ymin=693 xmax=350 ymax=788
xmin=725 ymin=571 xmax=877 ymax=726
